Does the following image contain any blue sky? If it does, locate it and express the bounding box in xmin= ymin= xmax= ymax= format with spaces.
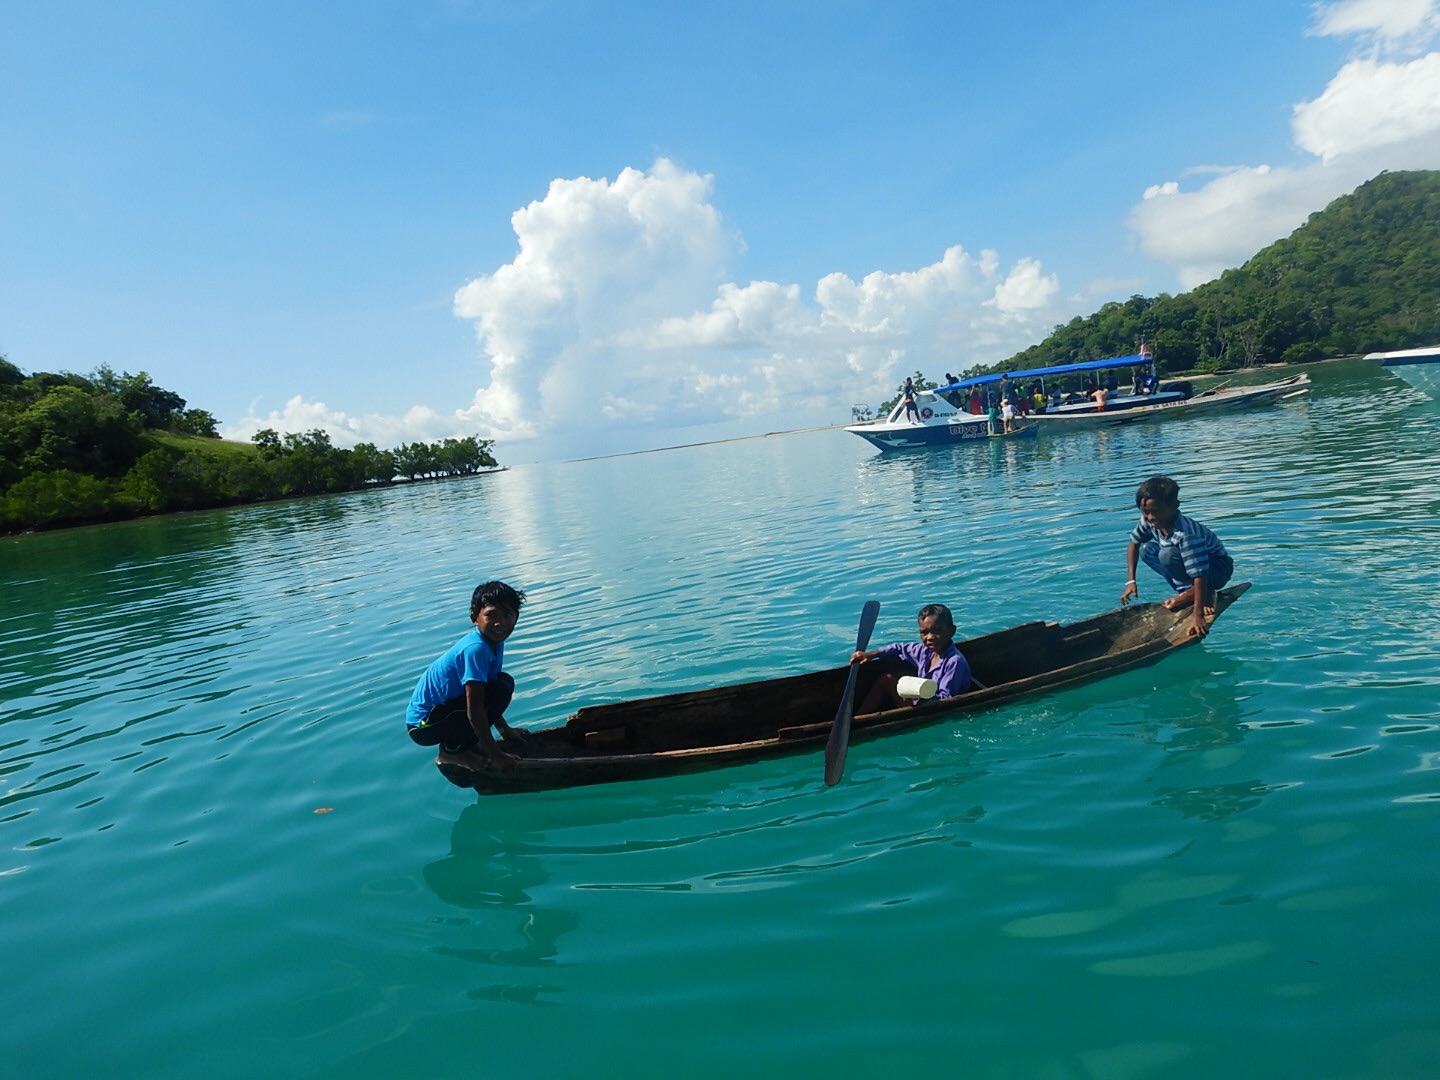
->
xmin=3 ymin=0 xmax=1439 ymax=461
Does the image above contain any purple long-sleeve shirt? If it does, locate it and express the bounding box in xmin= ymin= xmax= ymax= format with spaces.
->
xmin=876 ymin=641 xmax=972 ymax=699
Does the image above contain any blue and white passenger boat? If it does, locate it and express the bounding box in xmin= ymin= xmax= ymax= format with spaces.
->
xmin=1365 ymin=345 xmax=1440 ymax=399
xmin=847 ymin=353 xmax=1158 ymax=451
xmin=846 ymin=352 xmax=1310 ymax=451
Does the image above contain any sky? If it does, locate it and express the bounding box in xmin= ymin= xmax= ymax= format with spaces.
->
xmin=3 ymin=0 xmax=1439 ymax=462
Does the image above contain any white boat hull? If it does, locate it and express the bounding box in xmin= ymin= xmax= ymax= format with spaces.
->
xmin=1365 ymin=346 xmax=1440 ymax=399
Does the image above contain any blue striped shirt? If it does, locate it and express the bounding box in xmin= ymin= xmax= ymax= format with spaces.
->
xmin=1130 ymin=511 xmax=1229 ymax=579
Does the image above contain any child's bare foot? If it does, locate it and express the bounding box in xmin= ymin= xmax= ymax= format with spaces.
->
xmin=1162 ymin=585 xmax=1196 ymax=612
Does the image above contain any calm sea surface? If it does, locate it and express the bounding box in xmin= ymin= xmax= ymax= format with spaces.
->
xmin=4 ymin=360 xmax=1438 ymax=1080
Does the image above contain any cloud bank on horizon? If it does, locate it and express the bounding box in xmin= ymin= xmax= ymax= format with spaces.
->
xmin=1131 ymin=0 xmax=1440 ymax=288
xmin=229 ymin=0 xmax=1440 ymax=456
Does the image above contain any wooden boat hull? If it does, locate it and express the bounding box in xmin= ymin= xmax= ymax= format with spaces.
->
xmin=437 ymin=584 xmax=1252 ymax=795
xmin=1028 ymin=375 xmax=1310 ymax=429
xmin=989 ymin=422 xmax=1038 ymax=441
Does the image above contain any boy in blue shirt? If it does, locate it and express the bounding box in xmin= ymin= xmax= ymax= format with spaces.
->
xmin=407 ymin=580 xmax=528 ymax=771
xmin=1120 ymin=476 xmax=1233 ymax=638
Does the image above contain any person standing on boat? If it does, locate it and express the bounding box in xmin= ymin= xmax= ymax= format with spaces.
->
xmin=901 ymin=377 xmax=920 ymax=423
xmin=406 ymin=580 xmax=529 ymax=771
xmin=1120 ymin=476 xmax=1234 ymax=638
xmin=851 ymin=604 xmax=972 ymax=713
xmin=1000 ymin=396 xmax=1018 ymax=432
xmin=942 ymin=373 xmax=959 ymax=407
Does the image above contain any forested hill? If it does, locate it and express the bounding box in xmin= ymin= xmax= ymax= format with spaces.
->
xmin=0 ymin=360 xmax=499 ymax=534
xmin=994 ymin=169 xmax=1440 ymax=377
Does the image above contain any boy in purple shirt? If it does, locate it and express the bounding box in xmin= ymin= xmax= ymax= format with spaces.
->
xmin=852 ymin=603 xmax=972 ymax=713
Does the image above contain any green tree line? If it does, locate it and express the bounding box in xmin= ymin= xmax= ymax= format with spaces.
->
xmin=0 ymin=358 xmax=498 ymax=533
xmin=963 ymin=169 xmax=1440 ymax=383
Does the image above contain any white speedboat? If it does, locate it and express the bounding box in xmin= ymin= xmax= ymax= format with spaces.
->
xmin=1364 ymin=345 xmax=1440 ymax=399
xmin=844 ymin=390 xmax=1033 ymax=451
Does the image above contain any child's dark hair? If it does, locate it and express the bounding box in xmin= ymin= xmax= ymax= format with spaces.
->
xmin=918 ymin=603 xmax=956 ymax=633
xmin=470 ymin=580 xmax=526 ymax=619
xmin=1135 ymin=475 xmax=1179 ymax=507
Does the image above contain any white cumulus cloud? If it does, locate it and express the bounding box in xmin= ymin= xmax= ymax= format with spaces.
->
xmin=445 ymin=160 xmax=1068 ymax=450
xmin=1292 ymin=53 xmax=1440 ymax=161
xmin=1308 ymin=0 xmax=1439 ymax=47
xmin=223 ymin=396 xmax=461 ymax=450
xmin=1129 ymin=0 xmax=1440 ymax=289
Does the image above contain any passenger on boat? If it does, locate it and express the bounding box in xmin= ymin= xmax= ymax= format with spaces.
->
xmin=406 ymin=580 xmax=530 ymax=771
xmin=1120 ymin=476 xmax=1234 ymax=639
xmin=969 ymin=388 xmax=984 ymax=415
xmin=901 ymin=377 xmax=920 ymax=423
xmin=851 ymin=604 xmax=973 ymax=713
xmin=1000 ymin=397 xmax=1018 ymax=431
xmin=943 ymin=374 xmax=963 ymax=408
xmin=1091 ymin=387 xmax=1109 ymax=411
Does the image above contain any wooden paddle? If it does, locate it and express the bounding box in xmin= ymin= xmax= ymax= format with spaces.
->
xmin=824 ymin=600 xmax=881 ymax=786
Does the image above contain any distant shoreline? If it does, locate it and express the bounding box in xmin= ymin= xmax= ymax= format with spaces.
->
xmin=564 ymin=423 xmax=852 ymax=463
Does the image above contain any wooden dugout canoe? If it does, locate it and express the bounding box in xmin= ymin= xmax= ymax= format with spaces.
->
xmin=438 ymin=583 xmax=1251 ymax=795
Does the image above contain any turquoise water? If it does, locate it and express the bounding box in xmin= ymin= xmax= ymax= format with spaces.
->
xmin=4 ymin=360 xmax=1438 ymax=1080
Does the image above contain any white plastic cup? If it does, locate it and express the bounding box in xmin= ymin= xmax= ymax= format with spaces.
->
xmin=896 ymin=676 xmax=938 ymax=700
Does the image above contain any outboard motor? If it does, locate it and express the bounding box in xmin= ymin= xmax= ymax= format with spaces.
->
xmin=1158 ymin=380 xmax=1193 ymax=399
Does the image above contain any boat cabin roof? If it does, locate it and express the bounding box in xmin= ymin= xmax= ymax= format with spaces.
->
xmin=939 ymin=353 xmax=1153 ymax=393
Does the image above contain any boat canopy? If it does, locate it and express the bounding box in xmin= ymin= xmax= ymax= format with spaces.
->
xmin=939 ymin=353 xmax=1153 ymax=393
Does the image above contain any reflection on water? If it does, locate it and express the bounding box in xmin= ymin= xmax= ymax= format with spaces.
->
xmin=424 ymin=807 xmax=577 ymax=1006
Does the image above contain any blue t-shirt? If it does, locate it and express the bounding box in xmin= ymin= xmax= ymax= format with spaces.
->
xmin=877 ymin=641 xmax=972 ymax=699
xmin=406 ymin=628 xmax=503 ymax=728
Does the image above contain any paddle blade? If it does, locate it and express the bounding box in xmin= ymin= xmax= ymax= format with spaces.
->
xmin=824 ymin=600 xmax=881 ymax=787
xmin=823 ymin=664 xmax=860 ymax=786
xmin=855 ymin=599 xmax=880 ymax=652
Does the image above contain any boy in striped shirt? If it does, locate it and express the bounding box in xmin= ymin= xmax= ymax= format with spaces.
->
xmin=1120 ymin=476 xmax=1234 ymax=638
